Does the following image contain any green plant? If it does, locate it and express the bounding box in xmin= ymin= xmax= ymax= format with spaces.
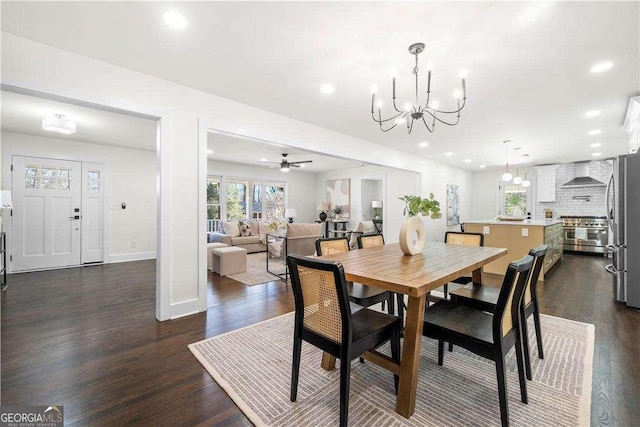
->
xmin=332 ymin=205 xmax=343 ymax=215
xmin=266 ymin=221 xmax=284 ymax=231
xmin=398 ymin=194 xmax=442 ymax=219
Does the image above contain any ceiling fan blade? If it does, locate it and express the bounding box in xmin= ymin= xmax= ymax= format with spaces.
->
xmin=289 ymin=164 xmax=301 ymax=168
xmin=289 ymin=160 xmax=313 ymax=165
xmin=257 ymin=161 xmax=281 ymax=165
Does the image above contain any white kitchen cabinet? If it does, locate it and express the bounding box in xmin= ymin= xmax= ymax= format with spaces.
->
xmin=535 ymin=165 xmax=559 ymax=202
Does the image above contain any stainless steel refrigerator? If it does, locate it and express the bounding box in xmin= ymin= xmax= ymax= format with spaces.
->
xmin=606 ymin=153 xmax=640 ymax=308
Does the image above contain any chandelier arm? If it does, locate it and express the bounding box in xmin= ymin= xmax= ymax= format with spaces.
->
xmin=371 ymin=110 xmax=406 ymax=124
xmin=392 ymin=98 xmax=403 ymax=114
xmin=379 ymin=122 xmax=398 ymax=132
xmin=420 ymin=116 xmax=435 ymax=132
xmin=430 ymin=99 xmax=467 ymax=115
xmin=423 ymin=109 xmax=461 ymax=126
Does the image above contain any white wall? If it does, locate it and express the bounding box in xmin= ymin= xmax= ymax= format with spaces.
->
xmin=2 ymin=132 xmax=157 ymax=260
xmin=471 ymin=169 xmax=502 ymax=220
xmin=207 ymin=159 xmax=318 ymax=222
xmin=316 ymin=165 xmax=419 ymax=243
xmin=2 ymin=33 xmax=474 ymax=319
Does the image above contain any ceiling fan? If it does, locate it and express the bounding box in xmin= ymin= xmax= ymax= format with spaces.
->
xmin=260 ymin=153 xmax=312 ymax=172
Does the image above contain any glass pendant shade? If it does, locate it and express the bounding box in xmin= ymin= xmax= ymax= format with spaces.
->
xmin=513 ymin=176 xmax=523 ymax=185
xmin=502 ymin=172 xmax=513 ymax=182
xmin=521 ymin=179 xmax=531 ymax=187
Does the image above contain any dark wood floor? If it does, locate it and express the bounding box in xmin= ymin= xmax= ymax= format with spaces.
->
xmin=1 ymin=254 xmax=638 ymax=426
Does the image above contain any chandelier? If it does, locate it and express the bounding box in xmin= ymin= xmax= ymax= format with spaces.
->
xmin=371 ymin=42 xmax=467 ymax=133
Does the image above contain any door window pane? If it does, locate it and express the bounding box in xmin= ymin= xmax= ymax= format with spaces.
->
xmin=24 ymin=166 xmax=40 ymax=189
xmin=226 ymin=180 xmax=248 ymax=220
xmin=265 ymin=181 xmax=285 ymax=221
xmin=87 ymin=169 xmax=100 ymax=191
xmin=251 ymin=181 xmax=262 ymax=219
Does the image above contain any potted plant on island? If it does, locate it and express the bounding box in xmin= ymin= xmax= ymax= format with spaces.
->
xmin=398 ymin=194 xmax=442 ymax=255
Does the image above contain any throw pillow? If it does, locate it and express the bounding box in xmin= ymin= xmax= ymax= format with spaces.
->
xmin=238 ymin=221 xmax=254 ymax=237
xmin=223 ymin=221 xmax=240 ymax=238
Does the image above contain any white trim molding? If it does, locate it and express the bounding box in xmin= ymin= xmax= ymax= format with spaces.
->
xmin=109 ymin=251 xmax=157 ymax=263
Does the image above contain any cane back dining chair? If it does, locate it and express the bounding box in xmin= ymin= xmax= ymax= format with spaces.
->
xmin=422 ymin=255 xmax=534 ymax=427
xmin=316 ymin=237 xmax=395 ymax=315
xmin=450 ymin=245 xmax=548 ymax=380
xmin=431 ymin=231 xmax=484 ymax=300
xmin=287 ymin=254 xmax=402 ymax=427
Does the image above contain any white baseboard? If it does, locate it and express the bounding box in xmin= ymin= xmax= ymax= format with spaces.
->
xmin=109 ymin=251 xmax=157 ymax=263
xmin=170 ymin=298 xmax=203 ymax=319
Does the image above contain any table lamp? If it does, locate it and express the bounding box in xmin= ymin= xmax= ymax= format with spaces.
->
xmin=371 ymin=200 xmax=382 ymax=220
xmin=317 ymin=202 xmax=330 ymax=222
xmin=285 ymin=208 xmax=297 ymax=223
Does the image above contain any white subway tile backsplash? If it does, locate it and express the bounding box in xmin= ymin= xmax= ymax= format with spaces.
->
xmin=535 ymin=161 xmax=611 ymax=219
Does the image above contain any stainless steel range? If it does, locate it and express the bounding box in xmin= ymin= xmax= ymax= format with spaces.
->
xmin=560 ymin=216 xmax=609 ymax=254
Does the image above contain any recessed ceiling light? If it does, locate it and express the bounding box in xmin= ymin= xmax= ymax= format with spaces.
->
xmin=592 ymin=152 xmax=602 ymax=157
xmin=163 ymin=10 xmax=188 ymax=29
xmin=464 ymin=159 xmax=472 ymax=163
xmin=585 ymin=110 xmax=601 ymax=118
xmin=419 ymin=141 xmax=429 ymax=148
xmin=207 ymin=149 xmax=213 ymax=154
xmin=590 ymin=61 xmax=614 ymax=73
xmin=590 ymin=142 xmax=602 ymax=148
xmin=588 ymin=129 xmax=602 ymax=136
xmin=320 ymin=84 xmax=335 ymax=95
xmin=479 ymin=165 xmax=487 ymax=168
xmin=444 ymin=152 xmax=453 ymax=156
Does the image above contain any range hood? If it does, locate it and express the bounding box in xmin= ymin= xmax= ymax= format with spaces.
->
xmin=561 ymin=162 xmax=606 ymax=188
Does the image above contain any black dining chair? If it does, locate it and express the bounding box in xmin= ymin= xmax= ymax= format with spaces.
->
xmin=316 ymin=237 xmax=395 ymax=316
xmin=357 ymin=234 xmax=406 ymax=325
xmin=422 ymin=255 xmax=534 ymax=427
xmin=429 ymin=231 xmax=484 ymax=302
xmin=288 ymin=254 xmax=402 ymax=427
xmin=450 ymin=245 xmax=548 ymax=380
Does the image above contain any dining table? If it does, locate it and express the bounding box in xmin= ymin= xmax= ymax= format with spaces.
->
xmin=317 ymin=241 xmax=507 ymax=419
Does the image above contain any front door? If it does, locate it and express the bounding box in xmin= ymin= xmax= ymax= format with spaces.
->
xmin=12 ymin=156 xmax=82 ymax=271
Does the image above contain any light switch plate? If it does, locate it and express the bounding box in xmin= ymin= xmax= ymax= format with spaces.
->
xmin=483 ymin=226 xmax=490 ymax=234
xmin=522 ymin=228 xmax=529 ymax=237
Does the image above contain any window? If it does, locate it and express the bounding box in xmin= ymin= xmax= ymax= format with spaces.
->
xmin=264 ymin=181 xmax=285 ymax=221
xmin=207 ymin=177 xmax=221 ymax=232
xmin=503 ymin=185 xmax=528 ymax=217
xmin=24 ymin=165 xmax=73 ymax=190
xmin=226 ymin=179 xmax=248 ymax=220
xmin=87 ymin=169 xmax=100 ymax=191
xmin=251 ymin=181 xmax=262 ymax=219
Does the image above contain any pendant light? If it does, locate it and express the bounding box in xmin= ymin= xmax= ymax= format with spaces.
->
xmin=521 ymin=154 xmax=531 ymax=187
xmin=512 ymin=147 xmax=523 ymax=185
xmin=501 ymin=140 xmax=513 ymax=182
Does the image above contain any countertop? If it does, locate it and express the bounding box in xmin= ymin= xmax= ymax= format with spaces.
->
xmin=464 ymin=219 xmax=563 ymax=227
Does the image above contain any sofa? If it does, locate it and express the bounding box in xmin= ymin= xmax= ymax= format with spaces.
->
xmin=208 ymin=220 xmax=271 ymax=254
xmin=267 ymin=222 xmax=323 ymax=259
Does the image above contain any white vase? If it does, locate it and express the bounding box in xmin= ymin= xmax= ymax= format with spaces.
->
xmin=399 ymin=216 xmax=426 ymax=255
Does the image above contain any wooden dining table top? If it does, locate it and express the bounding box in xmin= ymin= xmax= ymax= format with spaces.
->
xmin=317 ymin=241 xmax=508 ymax=297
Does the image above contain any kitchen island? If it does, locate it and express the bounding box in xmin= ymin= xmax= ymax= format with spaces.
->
xmin=464 ymin=219 xmax=563 ymax=280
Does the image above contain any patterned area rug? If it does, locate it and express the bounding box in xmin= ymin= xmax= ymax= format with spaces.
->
xmin=226 ymin=253 xmax=286 ymax=286
xmin=189 ymin=312 xmax=594 ymax=426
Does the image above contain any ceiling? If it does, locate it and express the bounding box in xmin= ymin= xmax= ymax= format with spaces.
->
xmin=1 ymin=90 xmax=158 ymax=150
xmin=2 ymin=2 xmax=638 ymax=170
xmin=208 ymin=133 xmax=366 ymax=173
xmin=1 ymin=90 xmax=364 ymax=173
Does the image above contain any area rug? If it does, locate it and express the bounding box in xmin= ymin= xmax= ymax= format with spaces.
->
xmin=189 ymin=312 xmax=594 ymax=426
xmin=226 ymin=253 xmax=286 ymax=286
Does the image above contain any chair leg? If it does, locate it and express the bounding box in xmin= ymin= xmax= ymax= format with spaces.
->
xmin=290 ymin=335 xmax=302 ymax=402
xmin=443 ymin=283 xmax=449 ymax=299
xmin=387 ymin=293 xmax=395 ymax=316
xmin=438 ymin=340 xmax=445 ymax=366
xmin=448 ymin=342 xmax=454 ymax=352
xmin=396 ymin=293 xmax=405 ymax=324
xmin=521 ymin=309 xmax=532 ymax=381
xmin=514 ymin=330 xmax=529 ymax=404
xmin=339 ymin=356 xmax=351 ymax=427
xmin=391 ymin=325 xmax=401 ymax=394
xmin=495 ymin=354 xmax=510 ymax=427
xmin=533 ymin=305 xmax=544 ymax=359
